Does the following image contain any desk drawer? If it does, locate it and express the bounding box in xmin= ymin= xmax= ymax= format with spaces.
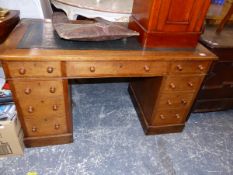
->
xmin=24 ymin=117 xmax=68 ymax=137
xmin=66 ymin=61 xmax=168 ymax=77
xmin=153 ymin=109 xmax=187 ymax=125
xmin=10 ymin=80 xmax=64 ymax=98
xmin=19 ymin=97 xmax=66 ymax=117
xmin=157 ymin=92 xmax=194 ymax=109
xmin=163 ymin=75 xmax=204 ymax=92
xmin=170 ymin=61 xmax=210 ymax=74
xmin=5 ymin=61 xmax=62 ymax=78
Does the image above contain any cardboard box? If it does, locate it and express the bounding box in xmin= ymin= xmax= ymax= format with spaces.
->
xmin=0 ymin=114 xmax=24 ymax=157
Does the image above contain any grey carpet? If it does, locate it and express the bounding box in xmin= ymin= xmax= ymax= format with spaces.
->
xmin=0 ymin=81 xmax=232 ymax=175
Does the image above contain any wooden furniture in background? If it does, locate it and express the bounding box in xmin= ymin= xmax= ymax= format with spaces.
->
xmin=216 ymin=2 xmax=233 ymax=33
xmin=0 ymin=19 xmax=216 ymax=147
xmin=0 ymin=10 xmax=20 ymax=44
xmin=193 ymin=26 xmax=233 ymax=112
xmin=206 ymin=0 xmax=233 ymax=25
xmin=129 ymin=0 xmax=211 ymax=48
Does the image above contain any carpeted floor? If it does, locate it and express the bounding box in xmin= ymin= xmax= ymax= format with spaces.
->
xmin=0 ymin=81 xmax=232 ymax=175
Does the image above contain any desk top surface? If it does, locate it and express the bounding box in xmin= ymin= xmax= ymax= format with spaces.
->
xmin=0 ymin=19 xmax=217 ymax=61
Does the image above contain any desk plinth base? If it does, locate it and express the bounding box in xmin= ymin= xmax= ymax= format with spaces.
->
xmin=129 ymin=84 xmax=185 ymax=135
xmin=24 ymin=133 xmax=73 ymax=148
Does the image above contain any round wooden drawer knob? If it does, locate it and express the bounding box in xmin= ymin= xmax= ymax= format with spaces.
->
xmin=188 ymin=82 xmax=194 ymax=87
xmin=175 ymin=114 xmax=181 ymax=119
xmin=167 ymin=100 xmax=172 ymax=105
xmin=169 ymin=83 xmax=176 ymax=89
xmin=198 ymin=65 xmax=204 ymax=71
xmin=176 ymin=65 xmax=183 ymax=71
xmin=55 ymin=124 xmax=60 ymax=130
xmin=50 ymin=87 xmax=56 ymax=93
xmin=18 ymin=68 xmax=26 ymax=75
xmin=24 ymin=88 xmax=32 ymax=95
xmin=32 ymin=127 xmax=37 ymax=132
xmin=47 ymin=67 xmax=54 ymax=73
xmin=53 ymin=105 xmax=58 ymax=111
xmin=181 ymin=99 xmax=187 ymax=105
xmin=144 ymin=65 xmax=150 ymax=72
xmin=160 ymin=114 xmax=165 ymax=120
xmin=90 ymin=66 xmax=96 ymax=72
xmin=28 ymin=106 xmax=34 ymax=113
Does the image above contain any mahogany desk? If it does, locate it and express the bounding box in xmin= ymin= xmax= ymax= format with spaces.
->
xmin=0 ymin=19 xmax=216 ymax=147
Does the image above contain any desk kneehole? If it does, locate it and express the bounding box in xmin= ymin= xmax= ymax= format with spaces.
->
xmin=66 ymin=61 xmax=169 ymax=77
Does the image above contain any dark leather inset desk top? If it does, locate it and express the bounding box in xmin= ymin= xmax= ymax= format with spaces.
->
xmin=17 ymin=21 xmax=194 ymax=51
xmin=18 ymin=21 xmax=144 ymax=50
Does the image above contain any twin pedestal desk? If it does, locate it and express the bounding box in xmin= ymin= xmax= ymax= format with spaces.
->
xmin=0 ymin=20 xmax=216 ymax=147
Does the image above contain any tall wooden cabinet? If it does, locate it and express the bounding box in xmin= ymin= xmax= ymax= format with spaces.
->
xmin=129 ymin=0 xmax=211 ymax=48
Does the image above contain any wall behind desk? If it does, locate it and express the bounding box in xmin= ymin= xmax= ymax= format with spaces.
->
xmin=0 ymin=0 xmax=52 ymax=19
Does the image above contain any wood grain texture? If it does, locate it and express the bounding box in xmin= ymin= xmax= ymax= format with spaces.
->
xmin=169 ymin=61 xmax=211 ymax=75
xmin=8 ymin=77 xmax=72 ymax=146
xmin=66 ymin=61 xmax=169 ymax=78
xmin=24 ymin=133 xmax=73 ymax=147
xmin=157 ymin=92 xmax=194 ymax=109
xmin=129 ymin=0 xmax=211 ymax=48
xmin=0 ymin=19 xmax=217 ymax=61
xmin=5 ymin=61 xmax=62 ymax=78
xmin=130 ymin=77 xmax=163 ymax=124
xmin=129 ymin=84 xmax=185 ymax=135
xmin=10 ymin=80 xmax=64 ymax=98
xmin=0 ymin=19 xmax=216 ymax=146
xmin=162 ymin=75 xmax=205 ymax=92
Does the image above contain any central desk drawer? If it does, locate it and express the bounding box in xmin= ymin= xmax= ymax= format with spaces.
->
xmin=66 ymin=61 xmax=168 ymax=77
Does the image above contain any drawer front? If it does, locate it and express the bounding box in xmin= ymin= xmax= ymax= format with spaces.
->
xmin=10 ymin=80 xmax=64 ymax=98
xmin=24 ymin=117 xmax=68 ymax=137
xmin=153 ymin=109 xmax=187 ymax=125
xmin=66 ymin=61 xmax=168 ymax=77
xmin=157 ymin=92 xmax=194 ymax=109
xmin=19 ymin=97 xmax=66 ymax=117
xmin=170 ymin=61 xmax=210 ymax=74
xmin=163 ymin=75 xmax=204 ymax=92
xmin=5 ymin=61 xmax=62 ymax=77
